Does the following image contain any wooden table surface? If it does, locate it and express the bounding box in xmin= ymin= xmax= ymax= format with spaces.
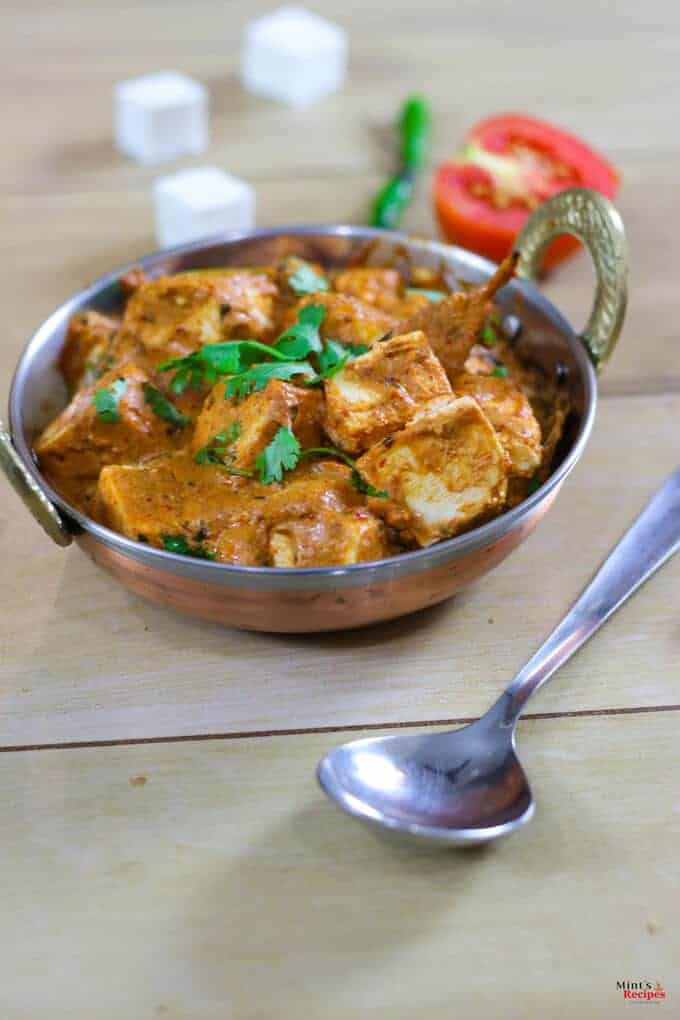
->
xmin=2 ymin=1 xmax=679 ymax=1016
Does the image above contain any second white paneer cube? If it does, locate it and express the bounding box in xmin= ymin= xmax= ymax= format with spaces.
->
xmin=240 ymin=6 xmax=348 ymax=108
xmin=153 ymin=168 xmax=256 ymax=248
xmin=114 ymin=72 xmax=208 ymax=164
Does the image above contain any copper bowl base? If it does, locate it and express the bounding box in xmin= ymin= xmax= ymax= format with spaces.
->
xmin=78 ymin=491 xmax=556 ymax=632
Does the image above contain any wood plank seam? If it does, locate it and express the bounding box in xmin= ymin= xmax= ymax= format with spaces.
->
xmin=2 ymin=702 xmax=679 ymax=754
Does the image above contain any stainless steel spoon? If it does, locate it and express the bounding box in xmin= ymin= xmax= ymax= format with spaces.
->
xmin=317 ymin=468 xmax=680 ymax=845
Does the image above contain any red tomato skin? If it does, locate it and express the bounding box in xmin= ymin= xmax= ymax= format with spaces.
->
xmin=433 ymin=114 xmax=620 ymax=269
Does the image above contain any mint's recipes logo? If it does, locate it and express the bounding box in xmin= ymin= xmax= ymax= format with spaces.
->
xmin=617 ymin=981 xmax=667 ymax=1002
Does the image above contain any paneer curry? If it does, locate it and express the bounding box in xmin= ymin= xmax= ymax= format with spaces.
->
xmin=34 ymin=254 xmax=569 ymax=568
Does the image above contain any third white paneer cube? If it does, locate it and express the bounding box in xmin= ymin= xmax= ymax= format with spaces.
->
xmin=240 ymin=6 xmax=348 ymax=108
xmin=153 ymin=167 xmax=256 ymax=248
xmin=114 ymin=72 xmax=208 ymax=165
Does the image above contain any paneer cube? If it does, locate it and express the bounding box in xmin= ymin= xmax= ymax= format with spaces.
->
xmin=59 ymin=311 xmax=119 ymax=393
xmin=114 ymin=71 xmax=208 ymax=165
xmin=35 ymin=363 xmax=187 ymax=510
xmin=283 ymin=293 xmax=398 ymax=348
xmin=264 ymin=459 xmax=363 ymax=522
xmin=114 ymin=274 xmax=222 ymax=368
xmin=269 ymin=509 xmax=390 ymax=567
xmin=323 ymin=331 xmax=452 ymax=455
xmin=192 ymin=379 xmax=323 ymax=468
xmin=451 ymin=373 xmax=542 ymax=478
xmin=355 ymin=395 xmax=508 ymax=546
xmin=240 ymin=6 xmax=347 ymax=109
xmin=214 ymin=520 xmax=269 ymax=566
xmin=95 ymin=452 xmax=261 ymax=547
xmin=153 ymin=168 xmax=254 ymax=247
xmin=332 ymin=268 xmax=403 ymax=309
xmin=332 ymin=267 xmax=433 ymax=319
xmin=178 ymin=269 xmax=279 ymax=341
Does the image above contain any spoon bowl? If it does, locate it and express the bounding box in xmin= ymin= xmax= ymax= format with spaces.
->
xmin=318 ymin=700 xmax=534 ymax=845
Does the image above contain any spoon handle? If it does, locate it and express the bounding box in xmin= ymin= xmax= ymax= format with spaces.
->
xmin=500 ymin=467 xmax=680 ymax=723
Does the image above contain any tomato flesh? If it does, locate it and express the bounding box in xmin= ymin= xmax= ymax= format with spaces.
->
xmin=433 ymin=114 xmax=620 ymax=269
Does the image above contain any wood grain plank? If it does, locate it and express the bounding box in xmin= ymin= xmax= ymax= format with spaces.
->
xmin=2 ymin=393 xmax=678 ymax=748
xmin=1 ymin=712 xmax=677 ymax=1018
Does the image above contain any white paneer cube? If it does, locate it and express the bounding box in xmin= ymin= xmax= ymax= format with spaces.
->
xmin=114 ymin=72 xmax=208 ymax=165
xmin=240 ymin=6 xmax=347 ymax=108
xmin=153 ymin=168 xmax=256 ymax=248
xmin=356 ymin=396 xmax=508 ymax=547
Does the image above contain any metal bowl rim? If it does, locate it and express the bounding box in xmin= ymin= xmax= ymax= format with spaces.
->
xmin=8 ymin=223 xmax=598 ymax=592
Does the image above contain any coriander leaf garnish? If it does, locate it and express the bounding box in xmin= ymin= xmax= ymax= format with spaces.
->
xmin=481 ymin=324 xmax=498 ymax=347
xmin=159 ymin=305 xmax=328 ymax=397
xmin=93 ymin=378 xmax=128 ymax=424
xmin=306 ymin=338 xmax=351 ymax=383
xmin=255 ymin=426 xmax=301 ymax=484
xmin=143 ymin=384 xmax=191 ymax=428
xmin=299 ymin=446 xmax=388 ymax=497
xmin=349 ymin=469 xmax=389 ymax=498
xmin=159 ymin=340 xmax=286 ymax=394
xmin=305 ymin=339 xmax=371 ymax=385
xmin=161 ymin=533 xmax=216 ymax=559
xmin=224 ymin=360 xmax=316 ymax=400
xmin=193 ymin=422 xmax=253 ymax=476
xmin=491 ymin=365 xmax=508 ymax=378
xmin=288 ymin=263 xmax=329 ymax=295
xmin=224 ymin=420 xmax=242 ymax=444
xmin=406 ymin=287 xmax=445 ymax=302
xmin=273 ymin=303 xmax=325 ymax=359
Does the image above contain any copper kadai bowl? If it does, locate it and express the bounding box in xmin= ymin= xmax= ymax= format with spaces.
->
xmin=1 ymin=188 xmax=627 ymax=632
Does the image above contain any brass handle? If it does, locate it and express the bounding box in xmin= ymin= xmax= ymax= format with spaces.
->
xmin=0 ymin=419 xmax=72 ymax=546
xmin=515 ymin=188 xmax=628 ymax=369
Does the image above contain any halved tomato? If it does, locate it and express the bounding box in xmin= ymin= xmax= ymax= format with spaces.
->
xmin=433 ymin=114 xmax=620 ymax=270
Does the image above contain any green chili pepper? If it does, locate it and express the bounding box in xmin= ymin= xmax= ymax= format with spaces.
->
xmin=400 ymin=95 xmax=431 ymax=171
xmin=371 ymin=173 xmax=415 ymax=230
xmin=370 ymin=95 xmax=432 ymax=230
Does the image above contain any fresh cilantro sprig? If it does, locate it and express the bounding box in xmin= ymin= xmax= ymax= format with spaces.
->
xmin=305 ymin=339 xmax=370 ymax=385
xmin=491 ymin=365 xmax=508 ymax=378
xmin=273 ymin=303 xmax=325 ymax=359
xmin=194 ymin=419 xmax=242 ymax=462
xmin=299 ymin=447 xmax=388 ymax=497
xmin=224 ymin=361 xmax=316 ymax=399
xmin=159 ymin=339 xmax=291 ymax=395
xmin=250 ymin=428 xmax=388 ymax=496
xmin=287 ymin=262 xmax=329 ymax=295
xmin=93 ymin=378 xmax=128 ymax=424
xmin=481 ymin=324 xmax=498 ymax=347
xmin=161 ymin=534 xmax=216 ymax=559
xmin=255 ymin=427 xmax=301 ymax=484
xmin=193 ymin=422 xmax=254 ymax=477
xmin=158 ymin=304 xmax=327 ymax=396
xmin=143 ymin=384 xmax=191 ymax=428
xmin=349 ymin=470 xmax=389 ymax=499
xmin=158 ymin=303 xmax=369 ymax=402
xmin=223 ymin=305 xmax=368 ymax=398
